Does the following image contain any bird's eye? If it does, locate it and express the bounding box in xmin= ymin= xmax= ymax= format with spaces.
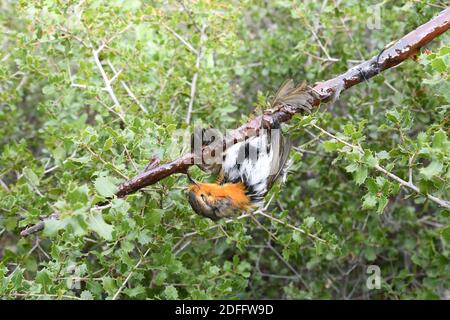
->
xmin=201 ymin=194 xmax=207 ymax=202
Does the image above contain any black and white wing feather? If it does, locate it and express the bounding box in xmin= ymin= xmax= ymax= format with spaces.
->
xmin=221 ymin=130 xmax=291 ymax=207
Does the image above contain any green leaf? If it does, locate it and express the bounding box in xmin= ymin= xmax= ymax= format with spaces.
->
xmin=440 ymin=226 xmax=450 ymax=242
xmin=362 ymin=194 xmax=377 ymax=209
xmin=103 ymin=137 xmax=114 ymax=151
xmin=377 ymin=196 xmax=389 ymax=214
xmin=35 ymin=269 xmax=52 ymax=290
xmin=94 ymin=176 xmax=118 ymax=197
xmin=209 ymin=265 xmax=220 ymax=276
xmin=386 ymin=110 xmax=400 ymax=123
xmin=124 ymin=285 xmax=146 ymax=298
xmin=366 ymin=178 xmax=379 ymax=193
xmin=146 ymin=209 xmax=163 ymax=229
xmin=43 ymin=218 xmax=69 ymax=237
xmin=23 ymin=167 xmax=40 ymax=186
xmin=354 ymin=166 xmax=368 ymax=185
xmin=304 ymin=217 xmax=315 ymax=228
xmin=80 ymin=290 xmax=94 ymax=300
xmin=376 ymin=150 xmax=390 ymax=160
xmin=292 ymin=230 xmax=304 ymax=244
xmin=67 ymin=185 xmax=89 ymax=205
xmin=364 ymin=154 xmax=378 ymax=168
xmin=345 ymin=162 xmax=358 ymax=173
xmin=432 ymin=130 xmax=447 ymax=149
xmin=323 ymin=139 xmax=344 ymax=152
xmin=102 ymin=276 xmax=117 ymax=295
xmin=420 ymin=161 xmax=443 ymax=180
xmin=164 ymin=285 xmax=178 ymax=299
xmin=88 ymin=213 xmax=114 ymax=241
xmin=430 ymin=57 xmax=446 ymax=72
xmin=364 ymin=248 xmax=376 ymax=261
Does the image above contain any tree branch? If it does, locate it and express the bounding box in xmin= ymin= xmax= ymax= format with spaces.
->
xmin=115 ymin=7 xmax=450 ymax=198
xmin=20 ymin=8 xmax=450 ymax=237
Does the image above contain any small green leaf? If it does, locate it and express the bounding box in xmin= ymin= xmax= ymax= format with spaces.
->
xmin=146 ymin=209 xmax=163 ymax=229
xmin=377 ymin=196 xmax=389 ymax=214
xmin=432 ymin=130 xmax=447 ymax=149
xmin=94 ymin=176 xmax=118 ymax=197
xmin=80 ymin=290 xmax=94 ymax=300
xmin=103 ymin=137 xmax=114 ymax=151
xmin=102 ymin=276 xmax=116 ymax=295
xmin=43 ymin=218 xmax=69 ymax=237
xmin=35 ymin=269 xmax=52 ymax=290
xmin=292 ymin=230 xmax=304 ymax=244
xmin=364 ymin=248 xmax=376 ymax=261
xmin=431 ymin=57 xmax=446 ymax=72
xmin=364 ymin=154 xmax=378 ymax=168
xmin=362 ymin=194 xmax=377 ymax=209
xmin=386 ymin=110 xmax=400 ymax=123
xmin=323 ymin=139 xmax=343 ymax=152
xmin=164 ymin=285 xmax=178 ymax=299
xmin=88 ymin=213 xmax=113 ymax=241
xmin=366 ymin=178 xmax=379 ymax=193
xmin=354 ymin=166 xmax=368 ymax=185
xmin=420 ymin=161 xmax=443 ymax=180
xmin=376 ymin=150 xmax=390 ymax=160
xmin=304 ymin=217 xmax=315 ymax=228
xmin=124 ymin=285 xmax=146 ymax=298
xmin=209 ymin=265 xmax=220 ymax=275
xmin=440 ymin=226 xmax=450 ymax=242
xmin=67 ymin=185 xmax=89 ymax=205
xmin=23 ymin=167 xmax=40 ymax=186
xmin=345 ymin=162 xmax=358 ymax=173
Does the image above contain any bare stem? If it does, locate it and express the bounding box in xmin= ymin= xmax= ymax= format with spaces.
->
xmin=185 ymin=23 xmax=207 ymax=124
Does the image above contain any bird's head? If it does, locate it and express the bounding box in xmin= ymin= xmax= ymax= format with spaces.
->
xmin=187 ymin=174 xmax=251 ymax=220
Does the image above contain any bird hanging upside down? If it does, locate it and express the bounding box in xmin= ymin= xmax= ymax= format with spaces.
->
xmin=187 ymin=80 xmax=314 ymax=220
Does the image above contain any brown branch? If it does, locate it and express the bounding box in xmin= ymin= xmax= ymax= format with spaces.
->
xmin=116 ymin=7 xmax=450 ymax=198
xmin=20 ymin=8 xmax=450 ymax=237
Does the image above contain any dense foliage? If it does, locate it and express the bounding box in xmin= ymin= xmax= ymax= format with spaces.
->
xmin=0 ymin=0 xmax=449 ymax=299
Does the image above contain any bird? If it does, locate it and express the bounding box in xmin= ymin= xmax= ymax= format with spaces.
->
xmin=187 ymin=80 xmax=313 ymax=220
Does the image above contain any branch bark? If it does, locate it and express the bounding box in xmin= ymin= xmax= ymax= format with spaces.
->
xmin=20 ymin=8 xmax=450 ymax=237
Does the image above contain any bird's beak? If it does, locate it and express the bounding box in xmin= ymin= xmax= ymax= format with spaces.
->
xmin=186 ymin=172 xmax=198 ymax=186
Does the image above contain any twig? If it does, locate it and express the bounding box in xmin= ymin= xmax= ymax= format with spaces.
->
xmin=83 ymin=145 xmax=129 ymax=180
xmin=186 ymin=23 xmax=207 ymax=124
xmin=312 ymin=124 xmax=450 ymax=209
xmin=173 ymin=238 xmax=192 ymax=256
xmin=107 ymin=60 xmax=148 ymax=114
xmin=161 ymin=22 xmax=198 ymax=55
xmin=257 ymin=211 xmax=327 ymax=243
xmin=95 ymin=97 xmax=126 ymax=123
xmin=408 ymin=153 xmax=417 ymax=185
xmin=0 ymin=178 xmax=10 ymax=193
xmin=92 ymin=46 xmax=122 ymax=109
xmin=304 ymin=19 xmax=333 ymax=60
xmin=112 ymin=247 xmax=151 ymax=300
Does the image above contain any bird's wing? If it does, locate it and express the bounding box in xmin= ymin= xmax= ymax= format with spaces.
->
xmin=271 ymin=79 xmax=315 ymax=113
xmin=221 ymin=130 xmax=291 ymax=204
xmin=266 ymin=134 xmax=291 ymax=191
